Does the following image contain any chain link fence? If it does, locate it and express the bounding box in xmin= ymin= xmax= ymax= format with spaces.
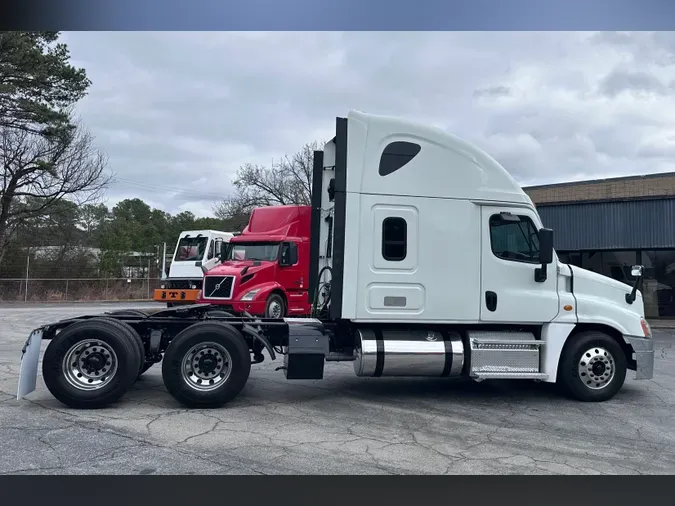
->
xmin=0 ymin=248 xmax=168 ymax=303
xmin=0 ymin=276 xmax=165 ymax=302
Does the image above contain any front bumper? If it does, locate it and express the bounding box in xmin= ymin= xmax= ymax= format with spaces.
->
xmin=623 ymin=335 xmax=654 ymax=380
xmin=153 ymin=288 xmax=200 ymax=304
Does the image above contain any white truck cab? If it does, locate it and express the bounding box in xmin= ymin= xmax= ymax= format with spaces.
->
xmin=154 ymin=229 xmax=235 ymax=306
xmin=307 ymin=110 xmax=653 ymax=401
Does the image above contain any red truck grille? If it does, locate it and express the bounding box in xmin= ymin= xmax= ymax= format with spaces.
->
xmin=202 ymin=276 xmax=235 ymax=299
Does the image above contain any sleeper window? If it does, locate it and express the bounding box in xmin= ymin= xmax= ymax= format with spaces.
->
xmin=382 ymin=217 xmax=407 ymax=261
xmin=489 ymin=214 xmax=540 ymax=263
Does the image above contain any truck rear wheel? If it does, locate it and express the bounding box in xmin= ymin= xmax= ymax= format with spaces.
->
xmin=161 ymin=322 xmax=251 ymax=408
xmin=206 ymin=310 xmax=235 ymax=318
xmin=96 ymin=316 xmax=147 ymax=378
xmin=264 ymin=293 xmax=285 ymax=319
xmin=557 ymin=331 xmax=627 ymax=402
xmin=42 ymin=319 xmax=143 ymax=409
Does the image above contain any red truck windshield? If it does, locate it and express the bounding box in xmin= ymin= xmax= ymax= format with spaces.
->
xmin=174 ymin=237 xmax=208 ymax=261
xmin=227 ymin=242 xmax=280 ymax=262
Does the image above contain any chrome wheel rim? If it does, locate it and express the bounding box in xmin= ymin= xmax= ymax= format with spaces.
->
xmin=62 ymin=339 xmax=118 ymax=391
xmin=268 ymin=300 xmax=283 ymax=318
xmin=181 ymin=342 xmax=232 ymax=392
xmin=578 ymin=347 xmax=615 ymax=390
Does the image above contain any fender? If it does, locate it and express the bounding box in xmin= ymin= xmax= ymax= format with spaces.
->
xmin=239 ymin=281 xmax=287 ymax=303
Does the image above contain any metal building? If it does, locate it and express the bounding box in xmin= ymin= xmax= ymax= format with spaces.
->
xmin=524 ymin=172 xmax=675 ymax=319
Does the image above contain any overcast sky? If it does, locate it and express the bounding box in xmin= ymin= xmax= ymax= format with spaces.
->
xmin=60 ymin=31 xmax=675 ymax=217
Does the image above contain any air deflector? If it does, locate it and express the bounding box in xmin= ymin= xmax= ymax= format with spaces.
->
xmin=379 ymin=141 xmax=421 ymax=176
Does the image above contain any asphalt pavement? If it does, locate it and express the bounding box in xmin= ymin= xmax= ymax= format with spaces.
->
xmin=1 ymin=303 xmax=674 ymax=475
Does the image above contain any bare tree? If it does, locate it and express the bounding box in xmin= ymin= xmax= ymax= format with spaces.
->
xmin=0 ymin=120 xmax=112 ymax=264
xmin=214 ymin=140 xmax=321 ymax=220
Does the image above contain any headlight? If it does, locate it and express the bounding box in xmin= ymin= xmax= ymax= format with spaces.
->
xmin=190 ymin=284 xmax=197 ymax=289
xmin=241 ymin=289 xmax=260 ymax=301
xmin=160 ymin=284 xmax=165 ymax=289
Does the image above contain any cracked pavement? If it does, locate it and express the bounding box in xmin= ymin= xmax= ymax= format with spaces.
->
xmin=1 ymin=303 xmax=674 ymax=475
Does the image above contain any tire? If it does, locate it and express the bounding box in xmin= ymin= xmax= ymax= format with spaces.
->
xmin=107 ymin=309 xmax=148 ymax=317
xmin=264 ymin=293 xmax=286 ymax=319
xmin=102 ymin=313 xmax=155 ymax=380
xmin=206 ymin=310 xmax=235 ymax=318
xmin=96 ymin=317 xmax=147 ymax=378
xmin=161 ymin=322 xmax=252 ymax=408
xmin=556 ymin=331 xmax=627 ymax=402
xmin=42 ymin=319 xmax=143 ymax=409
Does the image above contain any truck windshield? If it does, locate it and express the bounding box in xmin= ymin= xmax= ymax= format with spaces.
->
xmin=174 ymin=237 xmax=208 ymax=261
xmin=227 ymin=242 xmax=280 ymax=262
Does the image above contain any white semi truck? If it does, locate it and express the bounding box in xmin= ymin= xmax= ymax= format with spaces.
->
xmin=17 ymin=110 xmax=654 ymax=409
xmin=153 ymin=229 xmax=235 ymax=307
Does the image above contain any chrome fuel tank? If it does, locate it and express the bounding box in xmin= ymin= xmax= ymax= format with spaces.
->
xmin=353 ymin=328 xmax=464 ymax=377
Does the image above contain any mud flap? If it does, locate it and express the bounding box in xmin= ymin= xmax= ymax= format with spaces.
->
xmin=17 ymin=329 xmax=43 ymax=400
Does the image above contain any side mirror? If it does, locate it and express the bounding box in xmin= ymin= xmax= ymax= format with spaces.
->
xmin=534 ymin=227 xmax=554 ymax=283
xmin=214 ymin=239 xmax=225 ymax=261
xmin=279 ymin=242 xmax=298 ymax=267
xmin=626 ymin=264 xmax=645 ymax=304
xmin=538 ymin=228 xmax=554 ymax=265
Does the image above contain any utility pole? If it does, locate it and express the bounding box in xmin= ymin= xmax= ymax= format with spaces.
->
xmin=24 ymin=248 xmax=30 ymax=302
xmin=161 ymin=242 xmax=167 ymax=280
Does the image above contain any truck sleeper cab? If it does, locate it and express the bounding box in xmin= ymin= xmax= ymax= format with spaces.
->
xmin=195 ymin=205 xmax=312 ymax=318
xmin=17 ymin=110 xmax=655 ymax=410
xmin=154 ymin=229 xmax=235 ymax=307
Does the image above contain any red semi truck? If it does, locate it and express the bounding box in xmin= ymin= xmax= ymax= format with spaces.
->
xmin=195 ymin=204 xmax=312 ymax=318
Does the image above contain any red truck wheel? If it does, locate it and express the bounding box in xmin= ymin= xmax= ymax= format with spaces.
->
xmin=265 ymin=294 xmax=286 ymax=319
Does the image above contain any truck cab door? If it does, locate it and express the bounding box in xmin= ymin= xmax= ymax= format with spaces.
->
xmin=277 ymin=242 xmax=307 ymax=308
xmin=203 ymin=239 xmax=219 ymax=270
xmin=479 ymin=206 xmax=560 ymax=323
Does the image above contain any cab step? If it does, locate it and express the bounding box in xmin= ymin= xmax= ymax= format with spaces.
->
xmin=473 ymin=372 xmax=548 ymax=380
xmin=467 ymin=330 xmax=543 ymax=378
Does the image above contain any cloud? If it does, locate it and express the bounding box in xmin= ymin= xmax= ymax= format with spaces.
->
xmin=599 ymin=69 xmax=669 ymax=97
xmin=59 ymin=31 xmax=675 ymax=216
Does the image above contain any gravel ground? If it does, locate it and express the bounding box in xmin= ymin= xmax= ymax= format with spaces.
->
xmin=0 ymin=303 xmax=674 ymax=475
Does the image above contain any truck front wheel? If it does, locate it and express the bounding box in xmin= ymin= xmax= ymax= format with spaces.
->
xmin=161 ymin=322 xmax=251 ymax=408
xmin=557 ymin=331 xmax=627 ymax=402
xmin=264 ymin=293 xmax=285 ymax=319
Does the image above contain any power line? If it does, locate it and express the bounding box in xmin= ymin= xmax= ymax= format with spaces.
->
xmin=112 ymin=177 xmax=229 ymax=201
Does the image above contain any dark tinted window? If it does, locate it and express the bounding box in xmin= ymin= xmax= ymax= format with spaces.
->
xmin=379 ymin=141 xmax=421 ymax=176
xmin=489 ymin=214 xmax=540 ymax=263
xmin=280 ymin=242 xmax=298 ymax=265
xmin=382 ymin=217 xmax=407 ymax=261
xmin=642 ymin=250 xmax=675 ymax=318
xmin=227 ymin=242 xmax=280 ymax=262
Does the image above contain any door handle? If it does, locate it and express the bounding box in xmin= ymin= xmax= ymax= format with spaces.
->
xmin=485 ymin=291 xmax=497 ymax=312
